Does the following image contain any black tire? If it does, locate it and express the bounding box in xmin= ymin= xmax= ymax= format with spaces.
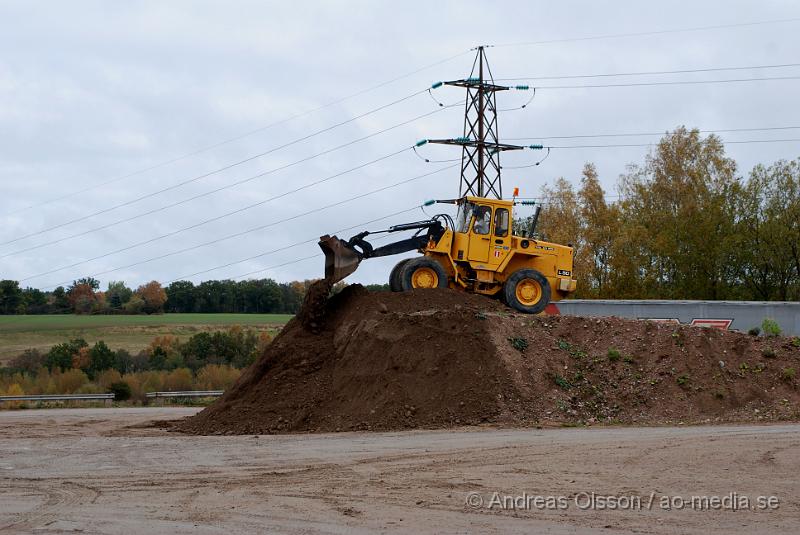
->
xmin=389 ymin=258 xmax=412 ymax=292
xmin=503 ymin=268 xmax=551 ymax=314
xmin=400 ymin=257 xmax=448 ymax=291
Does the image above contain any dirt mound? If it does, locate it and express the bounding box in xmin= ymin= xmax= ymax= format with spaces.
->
xmin=177 ymin=286 xmax=800 ymax=435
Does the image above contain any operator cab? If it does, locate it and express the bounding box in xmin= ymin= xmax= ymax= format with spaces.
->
xmin=455 ymin=198 xmax=513 ymax=234
xmin=453 ymin=197 xmax=514 ymax=266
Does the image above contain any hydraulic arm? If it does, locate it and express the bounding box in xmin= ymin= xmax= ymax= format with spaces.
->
xmin=319 ymin=219 xmax=446 ymax=282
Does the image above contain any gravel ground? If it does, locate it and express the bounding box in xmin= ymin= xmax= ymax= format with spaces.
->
xmin=0 ymin=407 xmax=798 ymax=534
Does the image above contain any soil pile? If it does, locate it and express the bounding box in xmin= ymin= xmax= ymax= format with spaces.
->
xmin=177 ymin=286 xmax=800 ymax=435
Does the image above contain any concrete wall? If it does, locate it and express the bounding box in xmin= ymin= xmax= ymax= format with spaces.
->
xmin=551 ymin=300 xmax=800 ymax=336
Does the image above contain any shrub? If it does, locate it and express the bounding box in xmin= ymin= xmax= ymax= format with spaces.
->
xmin=9 ymin=349 xmax=46 ymax=374
xmin=748 ymin=327 xmax=761 ymax=337
xmin=196 ymin=364 xmax=241 ymax=390
xmin=108 ymin=381 xmax=132 ymax=401
xmin=3 ymin=383 xmax=25 ymax=408
xmin=762 ymin=348 xmax=777 ymax=359
xmin=792 ymin=337 xmax=800 ymax=348
xmin=780 ymin=368 xmax=796 ymax=382
xmin=607 ymin=348 xmax=621 ymax=362
xmin=676 ymin=374 xmax=689 ymax=387
xmin=762 ymin=318 xmax=782 ymax=338
xmin=164 ymin=368 xmax=193 ymax=392
xmin=123 ymin=295 xmax=145 ymax=314
xmin=554 ymin=375 xmax=571 ymax=389
xmin=53 ymin=369 xmax=90 ymax=393
xmin=95 ymin=369 xmax=123 ymax=389
xmin=508 ymin=337 xmax=528 ymax=352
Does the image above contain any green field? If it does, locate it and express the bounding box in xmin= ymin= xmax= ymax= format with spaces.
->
xmin=0 ymin=314 xmax=292 ymax=363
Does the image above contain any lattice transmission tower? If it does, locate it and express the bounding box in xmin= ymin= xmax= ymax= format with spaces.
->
xmin=428 ymin=46 xmax=526 ymax=199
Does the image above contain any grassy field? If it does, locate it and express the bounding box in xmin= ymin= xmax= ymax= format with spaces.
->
xmin=0 ymin=314 xmax=292 ymax=363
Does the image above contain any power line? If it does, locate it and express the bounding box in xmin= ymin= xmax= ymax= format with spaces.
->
xmin=490 ymin=17 xmax=800 ymax=48
xmin=14 ymin=144 xmax=413 ymax=278
xmin=0 ymin=49 xmax=471 ymax=219
xmin=512 ymin=75 xmax=800 ymax=89
xmin=0 ymin=87 xmax=432 ymax=247
xmin=544 ymin=138 xmax=800 ymax=149
xmin=495 ymin=62 xmax=800 ymax=82
xmin=506 ymin=125 xmax=800 ymax=141
xmin=0 ymin=119 xmax=432 ymax=259
xmin=167 ymin=207 xmax=420 ymax=283
xmin=228 ymin=233 xmax=402 ymax=282
xmin=1 ymin=98 xmax=458 ymax=252
xmin=37 ymin=164 xmax=458 ymax=289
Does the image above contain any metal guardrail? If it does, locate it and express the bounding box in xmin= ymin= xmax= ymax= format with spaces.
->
xmin=0 ymin=393 xmax=115 ymax=403
xmin=145 ymin=390 xmax=224 ymax=399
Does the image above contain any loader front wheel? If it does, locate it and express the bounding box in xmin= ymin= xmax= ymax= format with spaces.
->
xmin=400 ymin=257 xmax=448 ymax=291
xmin=389 ymin=259 xmax=412 ymax=292
xmin=504 ymin=268 xmax=551 ymax=314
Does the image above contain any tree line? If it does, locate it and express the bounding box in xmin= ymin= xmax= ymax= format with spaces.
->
xmin=0 ymin=277 xmax=322 ymax=315
xmin=524 ymin=127 xmax=800 ymax=301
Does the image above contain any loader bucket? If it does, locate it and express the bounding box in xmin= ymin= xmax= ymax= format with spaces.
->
xmin=318 ymin=235 xmax=361 ymax=283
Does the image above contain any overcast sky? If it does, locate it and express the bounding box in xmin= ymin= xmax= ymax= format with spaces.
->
xmin=1 ymin=0 xmax=799 ymax=290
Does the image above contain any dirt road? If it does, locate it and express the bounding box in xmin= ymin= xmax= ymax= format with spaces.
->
xmin=0 ymin=408 xmax=797 ymax=534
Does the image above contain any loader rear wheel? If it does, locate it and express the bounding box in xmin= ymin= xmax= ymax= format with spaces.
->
xmin=389 ymin=259 xmax=412 ymax=292
xmin=400 ymin=257 xmax=448 ymax=291
xmin=503 ymin=268 xmax=551 ymax=314
xmin=389 ymin=258 xmax=411 ymax=292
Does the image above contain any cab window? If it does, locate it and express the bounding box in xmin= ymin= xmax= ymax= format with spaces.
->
xmin=494 ymin=208 xmax=509 ymax=237
xmin=472 ymin=206 xmax=492 ymax=235
xmin=455 ymin=202 xmax=475 ymax=233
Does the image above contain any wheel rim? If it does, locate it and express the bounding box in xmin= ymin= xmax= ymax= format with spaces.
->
xmin=515 ymin=278 xmax=542 ymax=305
xmin=411 ymin=267 xmax=438 ymax=288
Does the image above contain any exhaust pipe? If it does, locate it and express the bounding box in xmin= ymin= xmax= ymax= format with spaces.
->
xmin=318 ymin=235 xmax=362 ymax=283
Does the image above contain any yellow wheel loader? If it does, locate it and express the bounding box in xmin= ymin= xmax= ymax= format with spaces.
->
xmin=319 ymin=195 xmax=576 ymax=314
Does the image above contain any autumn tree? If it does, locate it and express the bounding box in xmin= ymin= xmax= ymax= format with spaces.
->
xmin=135 ymin=281 xmax=167 ymax=314
xmin=66 ymin=282 xmax=97 ymax=314
xmin=618 ymin=127 xmax=740 ymax=299
xmin=577 ymin=164 xmax=620 ymax=297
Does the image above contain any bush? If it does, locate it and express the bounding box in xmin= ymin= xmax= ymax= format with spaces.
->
xmin=762 ymin=348 xmax=777 ymax=359
xmin=124 ymin=295 xmax=145 ymax=314
xmin=748 ymin=327 xmax=761 ymax=337
xmin=108 ymin=381 xmax=132 ymax=401
xmin=607 ymin=348 xmax=621 ymax=362
xmin=54 ymin=369 xmax=90 ymax=393
xmin=9 ymin=349 xmax=46 ymax=374
xmin=95 ymin=369 xmax=123 ymax=389
xmin=3 ymin=383 xmax=25 ymax=408
xmin=676 ymin=374 xmax=689 ymax=387
xmin=164 ymin=368 xmax=193 ymax=391
xmin=508 ymin=337 xmax=528 ymax=352
xmin=792 ymin=337 xmax=800 ymax=348
xmin=780 ymin=368 xmax=796 ymax=382
xmin=195 ymin=364 xmax=241 ymax=390
xmin=762 ymin=318 xmax=782 ymax=338
xmin=554 ymin=375 xmax=571 ymax=389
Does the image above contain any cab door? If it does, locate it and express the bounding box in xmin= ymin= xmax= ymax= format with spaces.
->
xmin=487 ymin=206 xmax=511 ymax=268
xmin=467 ymin=205 xmax=492 ymax=263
